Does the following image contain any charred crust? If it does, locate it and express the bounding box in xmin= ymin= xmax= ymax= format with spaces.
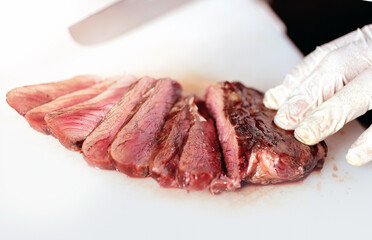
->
xmin=216 ymin=81 xmax=328 ymax=185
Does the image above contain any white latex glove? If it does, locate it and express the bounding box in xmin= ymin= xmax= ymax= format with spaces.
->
xmin=263 ymin=24 xmax=372 ymax=166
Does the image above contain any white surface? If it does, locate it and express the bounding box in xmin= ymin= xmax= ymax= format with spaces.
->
xmin=0 ymin=0 xmax=369 ymax=239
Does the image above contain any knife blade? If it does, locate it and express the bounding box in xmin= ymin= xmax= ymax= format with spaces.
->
xmin=69 ymin=0 xmax=194 ymax=45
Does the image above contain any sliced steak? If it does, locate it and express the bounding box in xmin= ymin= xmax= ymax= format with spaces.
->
xmin=110 ymin=78 xmax=182 ymax=177
xmin=149 ymin=96 xmax=194 ymax=188
xmin=205 ymin=81 xmax=327 ymax=193
xmin=25 ymin=78 xmax=117 ymax=134
xmin=6 ymin=75 xmax=102 ymax=116
xmin=45 ymin=75 xmax=136 ymax=151
xmin=150 ymin=96 xmax=222 ymax=190
xmin=177 ymin=101 xmax=222 ymax=191
xmin=82 ymin=77 xmax=157 ymax=170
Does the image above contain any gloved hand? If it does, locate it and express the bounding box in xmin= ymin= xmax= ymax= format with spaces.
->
xmin=263 ymin=24 xmax=372 ymax=166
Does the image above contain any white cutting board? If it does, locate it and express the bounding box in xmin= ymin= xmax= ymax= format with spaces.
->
xmin=0 ymin=0 xmax=369 ymax=239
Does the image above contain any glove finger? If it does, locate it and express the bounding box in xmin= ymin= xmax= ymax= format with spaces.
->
xmin=294 ymin=66 xmax=372 ymax=145
xmin=264 ymin=24 xmax=372 ymax=110
xmin=274 ymin=31 xmax=372 ymax=130
xmin=346 ymin=125 xmax=372 ymax=166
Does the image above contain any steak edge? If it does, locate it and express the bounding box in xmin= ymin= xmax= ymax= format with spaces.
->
xmin=6 ymin=75 xmax=102 ymax=116
xmin=46 ymin=75 xmax=136 ymax=150
xmin=25 ymin=78 xmax=116 ymax=134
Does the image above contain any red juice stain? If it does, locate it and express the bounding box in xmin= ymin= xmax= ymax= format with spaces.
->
xmin=333 ymin=164 xmax=338 ymax=171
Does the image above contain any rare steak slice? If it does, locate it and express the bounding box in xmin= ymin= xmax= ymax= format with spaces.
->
xmin=177 ymin=100 xmax=222 ymax=191
xmin=110 ymin=78 xmax=182 ymax=177
xmin=149 ymin=96 xmax=194 ymax=188
xmin=150 ymin=96 xmax=222 ymax=191
xmin=25 ymin=78 xmax=117 ymax=134
xmin=6 ymin=75 xmax=102 ymax=116
xmin=82 ymin=77 xmax=157 ymax=170
xmin=45 ymin=75 xmax=136 ymax=151
xmin=205 ymin=81 xmax=327 ymax=193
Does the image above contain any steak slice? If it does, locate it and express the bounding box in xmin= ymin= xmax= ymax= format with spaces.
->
xmin=205 ymin=81 xmax=327 ymax=193
xmin=110 ymin=78 xmax=182 ymax=177
xmin=177 ymin=101 xmax=222 ymax=191
xmin=149 ymin=96 xmax=194 ymax=188
xmin=149 ymin=96 xmax=222 ymax=191
xmin=45 ymin=75 xmax=136 ymax=151
xmin=6 ymin=75 xmax=102 ymax=116
xmin=82 ymin=77 xmax=157 ymax=170
xmin=25 ymin=78 xmax=117 ymax=135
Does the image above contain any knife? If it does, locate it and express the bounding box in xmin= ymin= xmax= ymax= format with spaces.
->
xmin=69 ymin=0 xmax=194 ymax=45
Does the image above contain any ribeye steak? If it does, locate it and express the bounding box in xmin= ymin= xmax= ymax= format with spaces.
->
xmin=205 ymin=81 xmax=327 ymax=193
